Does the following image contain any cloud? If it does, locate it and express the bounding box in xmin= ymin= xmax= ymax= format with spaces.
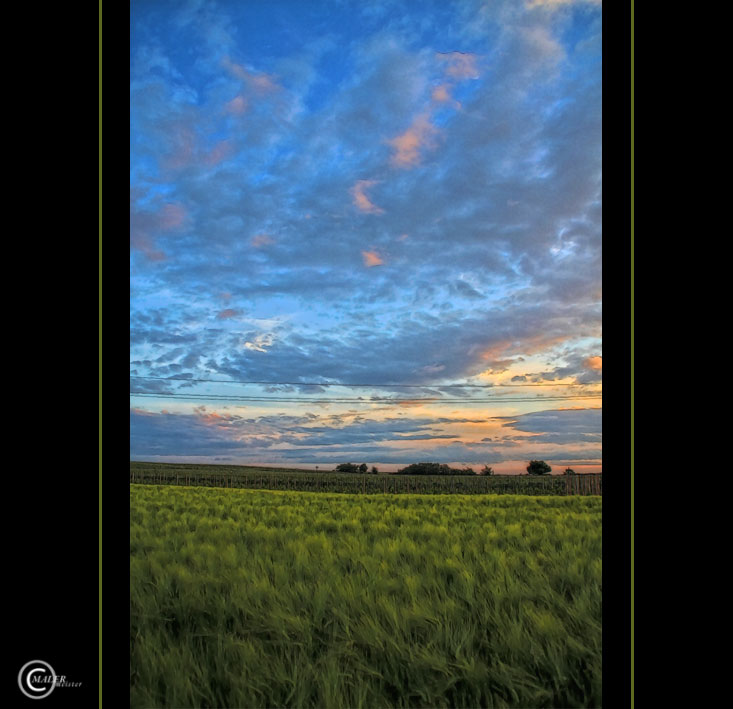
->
xmin=130 ymin=0 xmax=603 ymax=466
xmin=251 ymin=234 xmax=275 ymax=247
xmin=388 ymin=113 xmax=438 ymax=168
xmin=497 ymin=407 xmax=601 ymax=436
xmin=216 ymin=308 xmax=240 ymax=319
xmin=225 ymin=95 xmax=248 ymax=114
xmin=130 ymin=198 xmax=188 ymax=262
xmin=205 ymin=139 xmax=233 ymax=166
xmin=527 ymin=0 xmax=601 ymax=8
xmin=222 ymin=56 xmax=279 ymax=93
xmin=350 ymin=180 xmax=385 ymax=214
xmin=436 ymin=51 xmax=480 ymax=80
xmin=244 ymin=333 xmax=275 ymax=352
xmin=362 ymin=250 xmax=384 ymax=267
xmin=130 ymin=405 xmax=601 ymax=465
xmin=431 ymin=84 xmax=452 ymax=103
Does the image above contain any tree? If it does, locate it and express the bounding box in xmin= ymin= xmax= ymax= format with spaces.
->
xmin=563 ymin=467 xmax=576 ymax=475
xmin=479 ymin=465 xmax=495 ymax=476
xmin=359 ymin=463 xmax=368 ymax=474
xmin=396 ymin=462 xmax=473 ymax=475
xmin=526 ymin=460 xmax=552 ymax=475
xmin=371 ymin=466 xmax=379 ymax=474
xmin=335 ymin=463 xmax=360 ymax=473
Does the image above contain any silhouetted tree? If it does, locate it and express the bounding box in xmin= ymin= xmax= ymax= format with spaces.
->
xmin=371 ymin=466 xmax=379 ymax=474
xmin=335 ymin=463 xmax=360 ymax=473
xmin=359 ymin=463 xmax=368 ymax=474
xmin=396 ymin=462 xmax=473 ymax=475
xmin=526 ymin=460 xmax=552 ymax=475
xmin=563 ymin=467 xmax=575 ymax=475
xmin=479 ymin=465 xmax=495 ymax=476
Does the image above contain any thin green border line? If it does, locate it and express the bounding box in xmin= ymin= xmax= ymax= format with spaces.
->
xmin=98 ymin=0 xmax=102 ymax=706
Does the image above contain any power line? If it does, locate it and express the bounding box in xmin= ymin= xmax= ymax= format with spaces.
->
xmin=129 ymin=375 xmax=598 ymax=389
xmin=130 ymin=391 xmax=601 ymax=404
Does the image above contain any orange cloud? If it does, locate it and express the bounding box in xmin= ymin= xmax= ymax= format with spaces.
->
xmin=362 ymin=250 xmax=384 ymax=267
xmin=197 ymin=411 xmax=226 ymax=425
xmin=585 ymin=356 xmax=602 ymax=370
xmin=351 ymin=180 xmax=384 ymax=214
xmin=477 ymin=335 xmax=569 ymax=369
xmin=388 ymin=113 xmax=438 ymax=168
xmin=432 ymin=84 xmax=451 ymax=102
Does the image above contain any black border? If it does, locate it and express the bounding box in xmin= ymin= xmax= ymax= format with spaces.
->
xmin=600 ymin=2 xmax=633 ymax=708
xmin=5 ymin=4 xmax=102 ymax=704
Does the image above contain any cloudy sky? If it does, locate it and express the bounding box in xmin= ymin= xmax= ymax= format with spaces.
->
xmin=130 ymin=0 xmax=602 ymax=473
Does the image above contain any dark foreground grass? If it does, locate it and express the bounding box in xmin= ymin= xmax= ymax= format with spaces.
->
xmin=130 ymin=486 xmax=601 ymax=708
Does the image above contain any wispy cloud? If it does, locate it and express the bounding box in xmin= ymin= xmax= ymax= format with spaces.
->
xmin=350 ymin=180 xmax=385 ymax=214
xmin=251 ymin=234 xmax=275 ymax=247
xmin=436 ymin=51 xmax=481 ymax=80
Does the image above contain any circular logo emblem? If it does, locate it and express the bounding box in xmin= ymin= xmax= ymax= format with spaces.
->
xmin=18 ymin=660 xmax=57 ymax=700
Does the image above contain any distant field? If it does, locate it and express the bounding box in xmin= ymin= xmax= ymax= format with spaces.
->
xmin=131 ymin=485 xmax=602 ymax=708
xmin=130 ymin=461 xmax=602 ymax=496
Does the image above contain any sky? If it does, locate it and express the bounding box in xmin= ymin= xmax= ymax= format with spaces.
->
xmin=130 ymin=0 xmax=602 ymax=473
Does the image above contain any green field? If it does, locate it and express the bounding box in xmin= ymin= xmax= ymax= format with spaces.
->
xmin=130 ymin=461 xmax=602 ymax=496
xmin=130 ymin=485 xmax=602 ymax=708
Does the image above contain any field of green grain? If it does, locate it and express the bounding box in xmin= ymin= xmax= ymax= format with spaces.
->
xmin=130 ymin=485 xmax=602 ymax=708
xmin=130 ymin=461 xmax=602 ymax=496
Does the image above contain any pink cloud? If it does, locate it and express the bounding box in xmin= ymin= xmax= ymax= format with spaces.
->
xmin=226 ymin=95 xmax=248 ymax=115
xmin=388 ymin=113 xmax=438 ymax=168
xmin=350 ymin=180 xmax=385 ymax=214
xmin=431 ymin=84 xmax=452 ymax=103
xmin=431 ymin=84 xmax=461 ymax=110
xmin=362 ymin=250 xmax=384 ymax=267
xmin=251 ymin=233 xmax=275 ymax=247
xmin=205 ymin=140 xmax=233 ymax=167
xmin=437 ymin=52 xmax=480 ymax=80
xmin=130 ymin=198 xmax=189 ymax=262
xmin=159 ymin=203 xmax=187 ymax=230
xmin=217 ymin=309 xmax=240 ymax=319
xmin=222 ymin=57 xmax=279 ymax=93
xmin=130 ymin=229 xmax=166 ymax=262
xmin=585 ymin=356 xmax=602 ymax=371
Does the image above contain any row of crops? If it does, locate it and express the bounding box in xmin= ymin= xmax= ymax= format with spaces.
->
xmin=131 ymin=485 xmax=602 ymax=708
xmin=129 ymin=461 xmax=602 ymax=495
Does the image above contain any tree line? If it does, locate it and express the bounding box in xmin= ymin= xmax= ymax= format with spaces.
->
xmin=331 ymin=461 xmax=580 ymax=475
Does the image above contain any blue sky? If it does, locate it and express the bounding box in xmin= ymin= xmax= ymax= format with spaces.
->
xmin=130 ymin=0 xmax=602 ymax=472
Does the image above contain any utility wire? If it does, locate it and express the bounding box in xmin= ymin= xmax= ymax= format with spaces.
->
xmin=129 ymin=374 xmax=598 ymax=389
xmin=130 ymin=391 xmax=601 ymax=404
